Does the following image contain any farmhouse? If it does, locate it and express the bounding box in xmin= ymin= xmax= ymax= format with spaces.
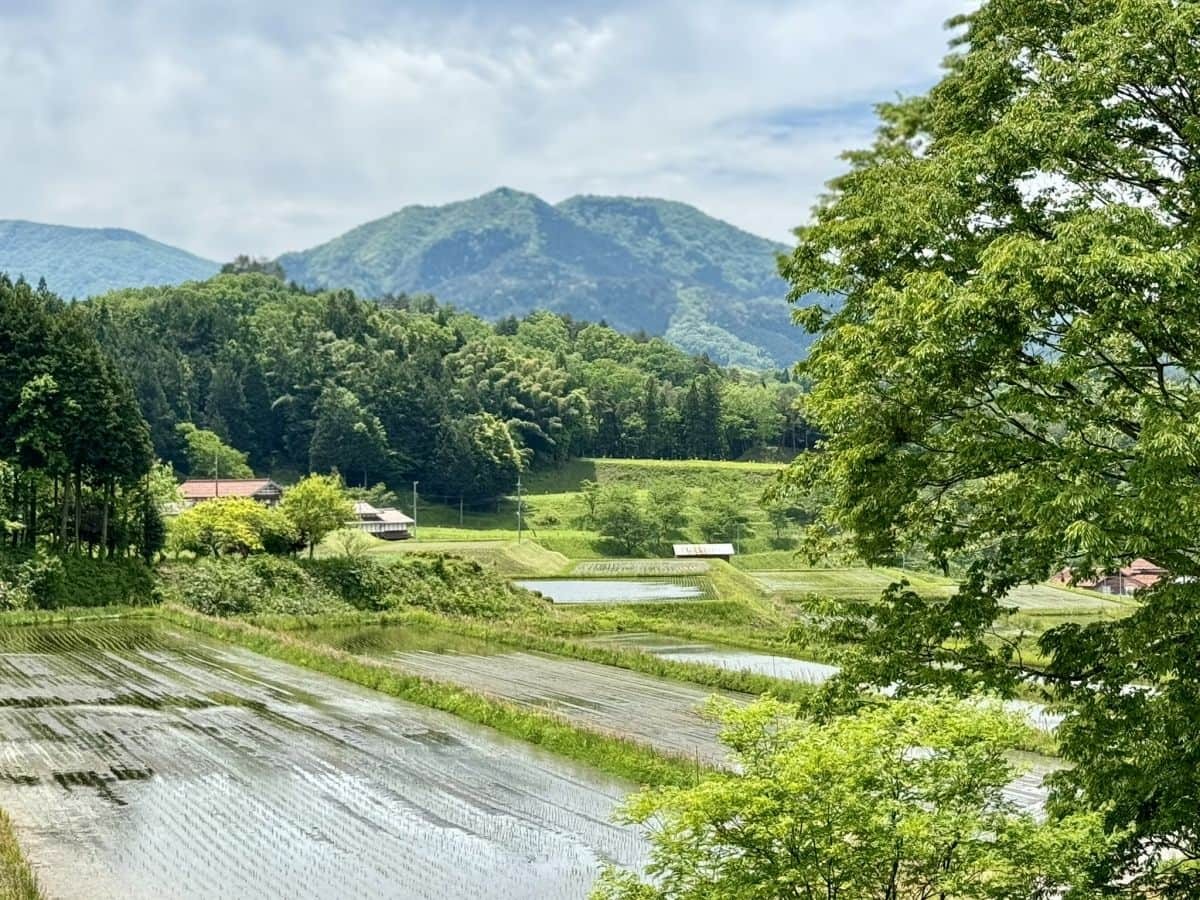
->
xmin=351 ymin=501 xmax=414 ymax=541
xmin=179 ymin=478 xmax=283 ymax=507
xmin=673 ymin=542 xmax=736 ymax=562
xmin=1052 ymin=557 xmax=1167 ymax=596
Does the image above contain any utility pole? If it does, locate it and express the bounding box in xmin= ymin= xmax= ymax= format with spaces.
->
xmin=214 ymin=448 xmax=219 ymax=497
xmin=412 ymin=481 xmax=419 ymax=540
xmin=459 ymin=495 xmax=464 ymax=526
xmin=516 ymin=478 xmax=523 ymax=544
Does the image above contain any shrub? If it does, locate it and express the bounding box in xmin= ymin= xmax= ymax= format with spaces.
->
xmin=163 ymin=559 xmax=259 ymax=616
xmin=162 ymin=556 xmax=351 ymax=617
xmin=0 ymin=552 xmax=152 ymax=609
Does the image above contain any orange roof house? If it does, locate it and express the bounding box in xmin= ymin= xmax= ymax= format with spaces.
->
xmin=1053 ymin=558 xmax=1167 ymax=596
xmin=179 ymin=479 xmax=283 ymax=506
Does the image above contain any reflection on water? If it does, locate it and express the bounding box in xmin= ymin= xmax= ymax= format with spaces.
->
xmin=587 ymin=632 xmax=1064 ymax=732
xmin=588 ymin=632 xmax=839 ymax=684
xmin=515 ymin=579 xmax=702 ymax=604
xmin=0 ymin=622 xmax=644 ymax=899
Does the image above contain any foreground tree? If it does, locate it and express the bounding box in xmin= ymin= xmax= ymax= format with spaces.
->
xmin=595 ymin=697 xmax=1109 ymax=900
xmin=281 ymin=474 xmax=352 ymax=558
xmin=782 ymin=0 xmax=1200 ymax=890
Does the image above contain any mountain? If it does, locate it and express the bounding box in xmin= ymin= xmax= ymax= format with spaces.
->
xmin=0 ymin=220 xmax=219 ymax=299
xmin=279 ymin=188 xmax=807 ymax=367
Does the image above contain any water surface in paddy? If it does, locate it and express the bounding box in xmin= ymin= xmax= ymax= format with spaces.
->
xmin=587 ymin=632 xmax=840 ymax=684
xmin=586 ymin=632 xmax=1065 ymax=732
xmin=514 ymin=579 xmax=702 ymax=604
xmin=0 ymin=622 xmax=644 ymax=899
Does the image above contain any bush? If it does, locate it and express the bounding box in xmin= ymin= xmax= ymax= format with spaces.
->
xmin=162 ymin=559 xmax=260 ymax=616
xmin=306 ymin=557 xmax=392 ymax=610
xmin=161 ymin=556 xmax=351 ymax=617
xmin=161 ymin=552 xmax=542 ymax=620
xmin=0 ymin=552 xmax=152 ymax=609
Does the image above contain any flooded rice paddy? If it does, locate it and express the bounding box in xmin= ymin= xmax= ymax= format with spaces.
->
xmin=513 ymin=578 xmax=705 ymax=604
xmin=587 ymin=633 xmax=841 ymax=684
xmin=307 ymin=625 xmax=736 ymax=765
xmin=0 ymin=622 xmax=645 ymax=899
xmin=587 ymin=632 xmax=1065 ymax=732
xmin=304 ymin=624 xmax=1055 ymax=812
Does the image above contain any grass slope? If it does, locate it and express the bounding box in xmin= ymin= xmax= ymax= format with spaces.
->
xmin=402 ymin=457 xmax=788 ymax=560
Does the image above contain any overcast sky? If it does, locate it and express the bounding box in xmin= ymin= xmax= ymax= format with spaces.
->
xmin=0 ymin=0 xmax=965 ymax=260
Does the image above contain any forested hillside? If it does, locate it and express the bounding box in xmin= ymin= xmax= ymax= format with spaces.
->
xmin=278 ymin=189 xmax=806 ymax=368
xmin=0 ymin=220 xmax=219 ymax=299
xmin=85 ymin=274 xmax=809 ymax=502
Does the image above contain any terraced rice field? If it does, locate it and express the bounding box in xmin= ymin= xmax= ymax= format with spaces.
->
xmin=586 ymin=632 xmax=1065 ymax=733
xmin=514 ymin=578 xmax=709 ymax=604
xmin=305 ymin=625 xmax=1055 ymax=812
xmin=755 ymin=567 xmax=1128 ymax=612
xmin=586 ymin=633 xmax=840 ymax=684
xmin=0 ymin=623 xmax=644 ymax=899
xmin=307 ymin=625 xmax=736 ymax=765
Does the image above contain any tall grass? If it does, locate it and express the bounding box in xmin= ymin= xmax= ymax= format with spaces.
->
xmin=0 ymin=810 xmax=42 ymax=900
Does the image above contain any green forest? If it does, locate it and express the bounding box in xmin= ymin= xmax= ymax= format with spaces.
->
xmin=81 ymin=272 xmax=809 ymax=502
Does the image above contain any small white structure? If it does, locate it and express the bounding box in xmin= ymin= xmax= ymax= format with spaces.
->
xmin=351 ymin=501 xmax=414 ymax=541
xmin=673 ymin=542 xmax=736 ymax=561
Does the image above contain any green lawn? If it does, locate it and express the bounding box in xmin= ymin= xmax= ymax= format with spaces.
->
xmin=750 ymin=566 xmax=1132 ymax=615
xmin=408 ymin=457 xmax=792 ymax=558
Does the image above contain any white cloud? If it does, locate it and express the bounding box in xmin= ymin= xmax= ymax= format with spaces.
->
xmin=0 ymin=0 xmax=965 ymax=259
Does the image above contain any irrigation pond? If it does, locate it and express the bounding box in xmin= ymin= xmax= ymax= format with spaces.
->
xmin=513 ymin=578 xmax=706 ymax=604
xmin=0 ymin=622 xmax=646 ymax=899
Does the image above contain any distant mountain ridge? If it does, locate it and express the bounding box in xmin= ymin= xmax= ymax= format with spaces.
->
xmin=280 ymin=188 xmax=803 ymax=367
xmin=0 ymin=220 xmax=219 ymax=299
xmin=0 ymin=190 xmax=810 ymax=367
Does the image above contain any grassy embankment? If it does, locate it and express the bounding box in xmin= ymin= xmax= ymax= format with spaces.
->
xmin=0 ymin=809 xmax=41 ymax=900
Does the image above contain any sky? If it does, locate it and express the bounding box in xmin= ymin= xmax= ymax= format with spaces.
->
xmin=0 ymin=0 xmax=966 ymax=260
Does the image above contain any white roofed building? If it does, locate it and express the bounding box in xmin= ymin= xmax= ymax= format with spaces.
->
xmin=351 ymin=501 xmax=414 ymax=540
xmin=673 ymin=542 xmax=736 ymax=561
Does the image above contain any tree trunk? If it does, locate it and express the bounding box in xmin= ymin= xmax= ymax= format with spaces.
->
xmin=59 ymin=475 xmax=71 ymax=548
xmin=73 ymin=467 xmax=82 ymax=554
xmin=26 ymin=479 xmax=37 ymax=548
xmin=99 ymin=480 xmax=110 ymax=559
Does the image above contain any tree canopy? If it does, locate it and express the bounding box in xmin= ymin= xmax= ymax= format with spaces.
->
xmin=782 ymin=0 xmax=1200 ymax=890
xmin=0 ymin=274 xmax=155 ymax=557
xmin=81 ymin=274 xmax=806 ymax=504
xmin=281 ymin=474 xmax=353 ymax=558
xmin=596 ymin=696 xmax=1109 ymax=900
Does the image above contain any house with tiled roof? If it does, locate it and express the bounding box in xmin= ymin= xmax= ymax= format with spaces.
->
xmin=1052 ymin=558 xmax=1167 ymax=596
xmin=179 ymin=479 xmax=283 ymax=507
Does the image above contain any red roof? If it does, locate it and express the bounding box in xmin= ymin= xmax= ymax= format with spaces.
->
xmin=180 ymin=479 xmax=280 ymax=500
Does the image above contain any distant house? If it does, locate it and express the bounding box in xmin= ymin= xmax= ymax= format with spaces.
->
xmin=179 ymin=479 xmax=283 ymax=508
xmin=351 ymin=501 xmax=414 ymax=541
xmin=673 ymin=542 xmax=736 ymax=562
xmin=1052 ymin=557 xmax=1167 ymax=596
